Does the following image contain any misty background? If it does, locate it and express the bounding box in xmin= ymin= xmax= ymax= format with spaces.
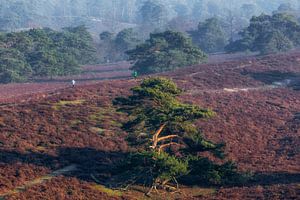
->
xmin=1 ymin=0 xmax=299 ymax=34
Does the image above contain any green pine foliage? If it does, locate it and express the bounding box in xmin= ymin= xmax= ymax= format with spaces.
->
xmin=260 ymin=31 xmax=294 ymax=55
xmin=123 ymin=151 xmax=189 ymax=186
xmin=98 ymin=28 xmax=140 ymax=62
xmin=114 ymin=77 xmax=244 ymax=192
xmin=226 ymin=13 xmax=300 ymax=54
xmin=0 ymin=25 xmax=96 ymax=83
xmin=189 ymin=17 xmax=227 ymax=53
xmin=0 ymin=48 xmax=32 ymax=83
xmin=126 ymin=31 xmax=207 ymax=75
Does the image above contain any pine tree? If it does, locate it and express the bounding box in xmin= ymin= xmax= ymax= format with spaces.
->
xmin=113 ymin=77 xmax=242 ymax=194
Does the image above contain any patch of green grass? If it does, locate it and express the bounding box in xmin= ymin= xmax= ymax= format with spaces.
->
xmin=89 ymin=107 xmax=124 ymax=128
xmin=91 ymin=184 xmax=122 ymax=197
xmin=189 ymin=187 xmax=216 ymax=197
xmin=70 ymin=119 xmax=83 ymax=127
xmin=89 ymin=127 xmax=105 ymax=135
xmin=53 ymin=100 xmax=85 ymax=110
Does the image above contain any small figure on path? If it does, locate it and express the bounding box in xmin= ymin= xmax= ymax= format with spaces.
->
xmin=132 ymin=71 xmax=138 ymax=79
xmin=72 ymin=79 xmax=76 ymax=87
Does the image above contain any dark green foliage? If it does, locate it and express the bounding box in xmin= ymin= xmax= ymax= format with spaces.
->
xmin=138 ymin=0 xmax=167 ymax=38
xmin=260 ymin=31 xmax=294 ymax=55
xmin=226 ymin=13 xmax=300 ymax=54
xmin=114 ymin=77 xmax=243 ymax=191
xmin=100 ymin=31 xmax=114 ymax=41
xmin=126 ymin=31 xmax=207 ymax=75
xmin=114 ymin=77 xmax=213 ymax=148
xmin=274 ymin=3 xmax=294 ymax=14
xmin=98 ymin=28 xmax=140 ymax=62
xmin=122 ymin=151 xmax=188 ymax=187
xmin=62 ymin=25 xmax=96 ymax=65
xmin=0 ymin=26 xmax=96 ymax=83
xmin=115 ymin=28 xmax=140 ymax=53
xmin=185 ymin=157 xmax=246 ymax=185
xmin=0 ymin=48 xmax=31 ymax=83
xmin=189 ymin=18 xmax=227 ymax=53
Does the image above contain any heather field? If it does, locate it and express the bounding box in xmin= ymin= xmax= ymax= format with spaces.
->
xmin=0 ymin=52 xmax=299 ymax=199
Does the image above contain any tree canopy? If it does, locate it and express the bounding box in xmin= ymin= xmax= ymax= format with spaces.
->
xmin=98 ymin=28 xmax=140 ymax=62
xmin=126 ymin=30 xmax=207 ymax=75
xmin=189 ymin=17 xmax=227 ymax=53
xmin=225 ymin=13 xmax=300 ymax=54
xmin=138 ymin=0 xmax=167 ymax=38
xmin=0 ymin=25 xmax=96 ymax=83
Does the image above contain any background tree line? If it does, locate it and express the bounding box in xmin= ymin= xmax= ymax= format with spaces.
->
xmin=1 ymin=0 xmax=299 ymax=36
xmin=1 ymin=1 xmax=300 ymax=83
xmin=0 ymin=25 xmax=96 ymax=83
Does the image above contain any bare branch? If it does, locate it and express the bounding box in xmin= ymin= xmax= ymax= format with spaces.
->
xmin=157 ymin=135 xmax=179 ymax=143
xmin=158 ymin=142 xmax=183 ymax=153
xmin=151 ymin=124 xmax=166 ymax=149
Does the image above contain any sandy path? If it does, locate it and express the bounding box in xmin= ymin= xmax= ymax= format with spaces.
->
xmin=0 ymin=165 xmax=77 ymax=199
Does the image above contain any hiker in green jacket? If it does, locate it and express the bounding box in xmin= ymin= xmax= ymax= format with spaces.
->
xmin=132 ymin=71 xmax=138 ymax=79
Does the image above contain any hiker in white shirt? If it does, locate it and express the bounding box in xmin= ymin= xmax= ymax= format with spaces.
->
xmin=72 ymin=80 xmax=76 ymax=87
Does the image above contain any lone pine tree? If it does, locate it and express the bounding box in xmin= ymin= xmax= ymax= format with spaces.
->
xmin=113 ymin=77 xmax=243 ymax=194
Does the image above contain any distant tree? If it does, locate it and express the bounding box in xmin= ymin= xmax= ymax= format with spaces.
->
xmin=98 ymin=28 xmax=140 ymax=62
xmin=241 ymin=4 xmax=258 ymax=18
xmin=223 ymin=9 xmax=248 ymax=42
xmin=276 ymin=3 xmax=293 ymax=13
xmin=273 ymin=3 xmax=298 ymax=18
xmin=114 ymin=28 xmax=140 ymax=54
xmin=167 ymin=3 xmax=193 ymax=33
xmin=167 ymin=17 xmax=195 ymax=33
xmin=0 ymin=26 xmax=95 ymax=83
xmin=26 ymin=28 xmax=82 ymax=77
xmin=99 ymin=31 xmax=114 ymax=41
xmin=98 ymin=31 xmax=115 ymax=62
xmin=226 ymin=13 xmax=300 ymax=54
xmin=114 ymin=77 xmax=243 ymax=193
xmin=0 ymin=48 xmax=31 ymax=83
xmin=62 ymin=25 xmax=97 ymax=64
xmin=127 ymin=30 xmax=207 ymax=74
xmin=260 ymin=31 xmax=294 ymax=55
xmin=189 ymin=18 xmax=227 ymax=53
xmin=138 ymin=0 xmax=167 ymax=38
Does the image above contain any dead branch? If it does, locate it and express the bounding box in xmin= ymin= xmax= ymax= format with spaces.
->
xmin=151 ymin=124 xmax=166 ymax=149
xmin=157 ymin=135 xmax=179 ymax=143
xmin=158 ymin=142 xmax=183 ymax=153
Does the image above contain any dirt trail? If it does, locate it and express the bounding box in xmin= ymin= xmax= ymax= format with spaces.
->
xmin=187 ymin=79 xmax=292 ymax=95
xmin=0 ymin=165 xmax=77 ymax=199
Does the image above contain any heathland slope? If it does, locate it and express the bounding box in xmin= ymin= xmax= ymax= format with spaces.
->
xmin=0 ymin=52 xmax=299 ymax=199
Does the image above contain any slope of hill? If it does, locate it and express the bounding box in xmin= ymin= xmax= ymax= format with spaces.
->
xmin=0 ymin=52 xmax=299 ymax=199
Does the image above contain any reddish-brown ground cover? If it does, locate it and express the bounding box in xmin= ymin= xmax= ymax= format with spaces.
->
xmin=0 ymin=52 xmax=300 ymax=199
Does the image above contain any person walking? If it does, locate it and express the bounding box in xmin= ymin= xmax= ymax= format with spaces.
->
xmin=72 ymin=79 xmax=76 ymax=87
xmin=132 ymin=71 xmax=138 ymax=79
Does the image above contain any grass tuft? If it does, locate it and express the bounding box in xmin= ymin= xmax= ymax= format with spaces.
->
xmin=90 ymin=184 xmax=122 ymax=197
xmin=53 ymin=100 xmax=85 ymax=110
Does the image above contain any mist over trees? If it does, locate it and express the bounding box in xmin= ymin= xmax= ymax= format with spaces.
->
xmin=189 ymin=18 xmax=227 ymax=53
xmin=98 ymin=28 xmax=140 ymax=62
xmin=1 ymin=0 xmax=299 ymax=33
